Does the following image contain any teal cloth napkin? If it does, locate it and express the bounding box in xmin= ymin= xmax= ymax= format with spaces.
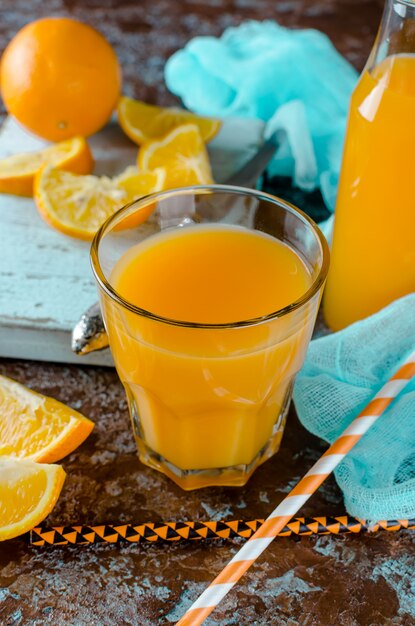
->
xmin=165 ymin=20 xmax=358 ymax=210
xmin=293 ymin=294 xmax=415 ymax=521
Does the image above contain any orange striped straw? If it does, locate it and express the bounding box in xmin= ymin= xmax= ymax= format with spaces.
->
xmin=176 ymin=348 xmax=415 ymax=626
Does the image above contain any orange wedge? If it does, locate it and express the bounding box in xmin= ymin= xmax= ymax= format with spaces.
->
xmin=0 ymin=375 xmax=94 ymax=463
xmin=34 ymin=164 xmax=165 ymax=240
xmin=112 ymin=166 xmax=164 ymax=231
xmin=0 ymin=136 xmax=93 ymax=197
xmin=115 ymin=165 xmax=165 ymax=196
xmin=0 ymin=457 xmax=65 ymax=541
xmin=118 ymin=96 xmax=221 ymax=145
xmin=138 ymin=123 xmax=214 ymax=189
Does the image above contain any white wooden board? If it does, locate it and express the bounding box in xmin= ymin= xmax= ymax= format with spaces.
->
xmin=0 ymin=116 xmax=264 ymax=366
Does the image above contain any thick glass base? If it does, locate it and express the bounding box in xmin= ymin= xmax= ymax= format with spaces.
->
xmin=127 ymin=381 xmax=291 ymax=489
xmin=134 ymin=417 xmax=287 ymax=490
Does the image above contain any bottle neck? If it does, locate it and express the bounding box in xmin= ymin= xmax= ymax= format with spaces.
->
xmin=367 ymin=0 xmax=415 ymax=71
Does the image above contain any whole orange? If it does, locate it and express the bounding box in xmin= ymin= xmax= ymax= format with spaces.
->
xmin=0 ymin=17 xmax=122 ymax=141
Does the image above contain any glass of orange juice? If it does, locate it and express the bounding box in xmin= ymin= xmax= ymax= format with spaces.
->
xmin=91 ymin=186 xmax=329 ymax=489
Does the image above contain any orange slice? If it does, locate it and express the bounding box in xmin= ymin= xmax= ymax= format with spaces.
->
xmin=118 ymin=96 xmax=221 ymax=145
xmin=0 ymin=457 xmax=65 ymax=541
xmin=138 ymin=123 xmax=214 ymax=188
xmin=112 ymin=166 xmax=164 ymax=231
xmin=114 ymin=165 xmax=165 ymax=196
xmin=0 ymin=375 xmax=94 ymax=463
xmin=0 ymin=136 xmax=93 ymax=197
xmin=34 ymin=164 xmax=165 ymax=240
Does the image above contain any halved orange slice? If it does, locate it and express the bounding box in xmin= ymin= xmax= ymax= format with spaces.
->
xmin=0 ymin=136 xmax=93 ymax=197
xmin=118 ymin=96 xmax=221 ymax=145
xmin=34 ymin=164 xmax=165 ymax=240
xmin=0 ymin=457 xmax=65 ymax=541
xmin=115 ymin=165 xmax=165 ymax=197
xmin=0 ymin=375 xmax=94 ymax=463
xmin=138 ymin=123 xmax=214 ymax=189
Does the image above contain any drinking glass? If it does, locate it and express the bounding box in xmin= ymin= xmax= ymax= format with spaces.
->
xmin=91 ymin=185 xmax=329 ymax=489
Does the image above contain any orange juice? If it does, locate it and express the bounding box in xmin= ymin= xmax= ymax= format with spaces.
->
xmin=112 ymin=225 xmax=311 ymax=324
xmin=102 ymin=224 xmax=314 ymax=488
xmin=324 ymin=54 xmax=415 ymax=330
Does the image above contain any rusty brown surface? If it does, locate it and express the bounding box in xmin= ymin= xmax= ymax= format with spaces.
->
xmin=2 ymin=1 xmax=415 ymax=625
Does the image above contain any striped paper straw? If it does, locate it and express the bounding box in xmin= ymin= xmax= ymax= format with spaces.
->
xmin=176 ymin=348 xmax=415 ymax=626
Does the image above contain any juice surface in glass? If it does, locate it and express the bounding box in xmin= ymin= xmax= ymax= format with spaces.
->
xmin=324 ymin=54 xmax=415 ymax=330
xmin=104 ymin=224 xmax=314 ymax=488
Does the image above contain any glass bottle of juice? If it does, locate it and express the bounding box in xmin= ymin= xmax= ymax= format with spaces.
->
xmin=324 ymin=0 xmax=415 ymax=331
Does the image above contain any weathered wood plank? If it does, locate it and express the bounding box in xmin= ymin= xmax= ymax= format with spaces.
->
xmin=0 ymin=116 xmax=264 ymax=365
